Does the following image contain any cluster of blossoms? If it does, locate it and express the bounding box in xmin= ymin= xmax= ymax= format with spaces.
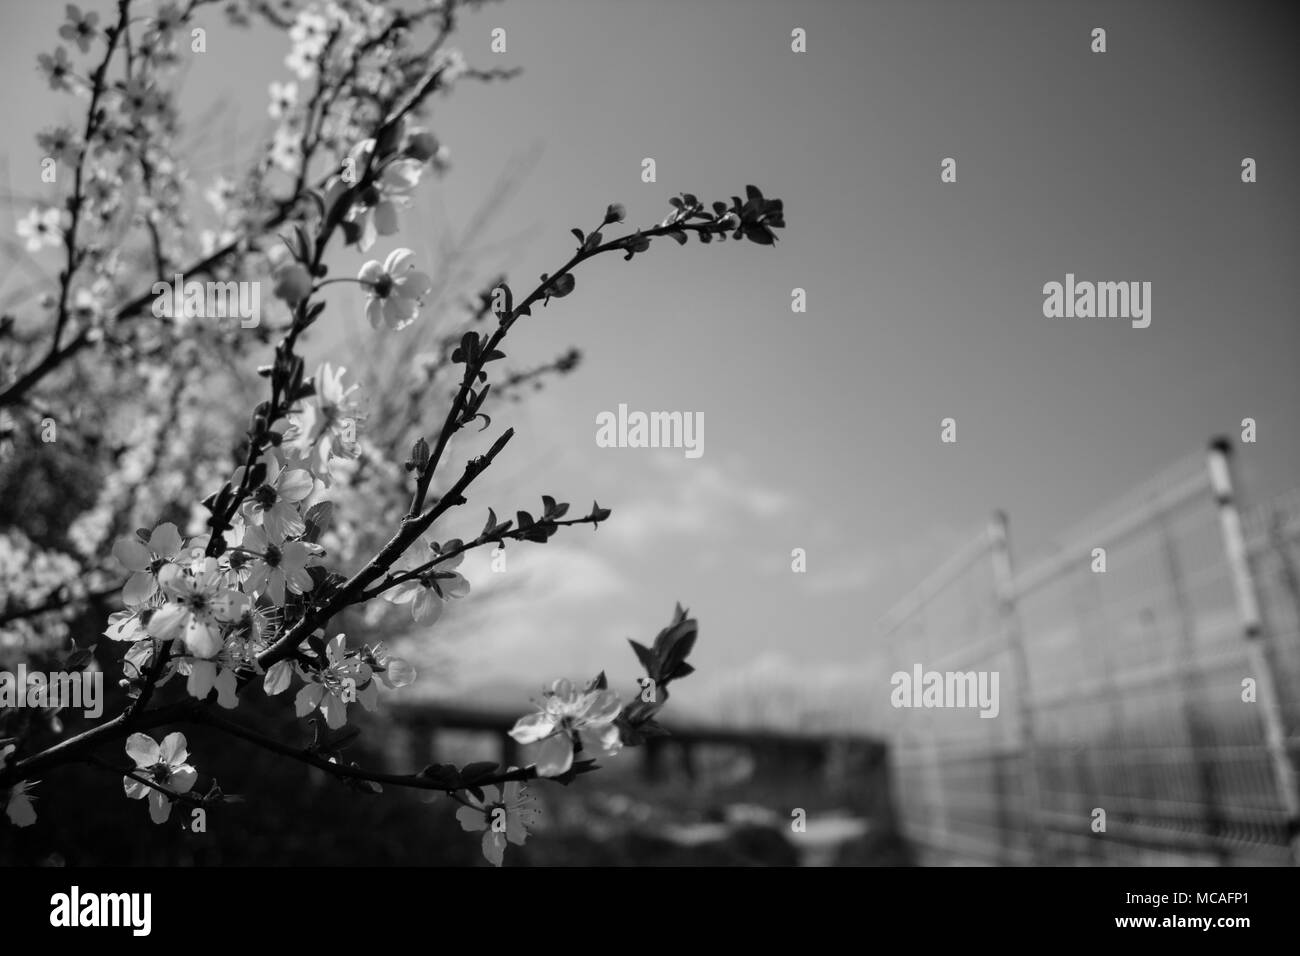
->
xmin=1 ymin=1 xmax=740 ymax=871
xmin=0 ymin=531 xmax=84 ymax=653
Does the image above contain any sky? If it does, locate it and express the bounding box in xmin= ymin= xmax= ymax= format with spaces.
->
xmin=2 ymin=0 xmax=1298 ymax=724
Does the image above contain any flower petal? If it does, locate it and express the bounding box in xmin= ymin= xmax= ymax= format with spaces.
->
xmin=295 ymin=683 xmax=323 ymax=717
xmin=121 ymin=571 xmax=156 ymax=607
xmin=170 ymin=765 xmax=198 ymax=794
xmin=439 ymin=572 xmax=470 ymax=599
xmin=397 ymin=270 xmax=433 ymax=299
xmin=113 ymin=538 xmax=152 ymax=572
xmin=146 ymin=603 xmax=189 ymax=641
xmin=126 ymin=732 xmax=160 ymax=767
xmin=159 ymin=732 xmax=188 ymax=767
xmin=214 ymin=667 xmax=239 ymax=709
xmin=275 ymin=468 xmax=314 ymax=502
xmin=148 ymin=522 xmax=183 ymax=558
xmin=481 ymin=829 xmax=506 ymax=867
xmin=147 ymin=789 xmax=172 ymax=824
xmin=321 ymin=691 xmax=348 ymax=729
xmin=508 ymin=710 xmax=558 ymax=745
xmin=183 ymin=616 xmax=224 ymax=659
xmin=457 ymin=804 xmax=486 ymax=832
xmin=532 ymin=732 xmax=575 ymax=778
xmin=264 ymin=659 xmax=294 ymax=696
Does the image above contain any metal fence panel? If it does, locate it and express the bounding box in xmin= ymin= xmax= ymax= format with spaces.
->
xmin=876 ymin=442 xmax=1300 ymax=865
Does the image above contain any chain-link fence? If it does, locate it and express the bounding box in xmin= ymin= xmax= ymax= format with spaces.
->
xmin=876 ymin=440 xmax=1300 ymax=865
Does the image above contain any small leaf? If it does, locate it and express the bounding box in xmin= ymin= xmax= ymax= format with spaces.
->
xmin=303 ymin=501 xmax=334 ymax=543
xmin=419 ymin=764 xmax=462 ymax=788
xmin=548 ymin=274 xmax=575 ymax=297
xmin=460 ymin=761 xmax=500 ymax=784
xmin=629 ymin=639 xmax=658 ymax=677
xmin=66 ymin=648 xmax=94 ymax=671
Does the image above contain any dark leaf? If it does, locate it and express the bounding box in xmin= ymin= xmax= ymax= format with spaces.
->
xmin=629 ymin=639 xmax=658 ymax=677
xmin=303 ymin=500 xmax=334 ymax=543
xmin=460 ymin=761 xmax=500 ymax=784
xmin=419 ymin=764 xmax=462 ymax=788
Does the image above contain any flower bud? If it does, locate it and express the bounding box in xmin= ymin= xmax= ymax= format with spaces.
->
xmin=407 ymin=436 xmax=430 ymax=472
xmin=603 ymin=203 xmax=626 ymax=225
xmin=272 ymin=262 xmax=313 ymax=305
xmin=405 ymin=128 xmax=440 ymax=162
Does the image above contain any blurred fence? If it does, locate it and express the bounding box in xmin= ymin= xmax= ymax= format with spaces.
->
xmin=876 ymin=439 xmax=1300 ymax=865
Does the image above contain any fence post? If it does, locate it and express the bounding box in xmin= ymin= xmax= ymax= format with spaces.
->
xmin=1207 ymin=437 xmax=1300 ymax=863
xmin=988 ymin=509 xmax=1048 ymax=863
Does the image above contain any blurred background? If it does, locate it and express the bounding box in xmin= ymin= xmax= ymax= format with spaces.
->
xmin=1 ymin=0 xmax=1298 ymax=865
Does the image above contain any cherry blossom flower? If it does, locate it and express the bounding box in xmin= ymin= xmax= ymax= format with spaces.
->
xmin=148 ymin=2 xmax=187 ymax=45
xmin=283 ymin=363 xmax=363 ymax=483
xmin=203 ymin=176 xmax=236 ymax=216
xmin=294 ymin=634 xmax=377 ymax=728
xmin=358 ymin=248 xmax=433 ymax=330
xmin=36 ymin=126 xmax=82 ymax=166
xmin=508 ymin=679 xmax=623 ymax=777
xmin=112 ymin=521 xmax=185 ymax=606
xmin=270 ymin=126 xmax=302 ymax=173
xmin=146 ymin=559 xmax=246 ymax=658
xmin=360 ymin=641 xmax=416 ymax=689
xmin=16 ymin=207 xmax=65 ymax=253
xmin=37 ymin=47 xmax=74 ymax=92
xmin=123 ymin=732 xmax=197 ymax=824
xmin=267 ymin=80 xmax=297 ymax=120
xmin=289 ymin=9 xmax=329 ymax=55
xmin=241 ymin=524 xmax=315 ymax=606
xmin=238 ymin=456 xmax=314 ymax=539
xmin=95 ymin=121 xmax=130 ymax=153
xmin=58 ymin=5 xmax=100 ymax=53
xmin=119 ymin=77 xmax=167 ymax=120
xmin=271 ymin=260 xmax=312 ymax=303
xmin=384 ymin=549 xmax=469 ymax=623
xmin=284 ymin=43 xmax=318 ymax=81
xmin=455 ymin=778 xmax=538 ymax=867
xmin=342 ymin=138 xmax=426 ymax=251
xmin=284 ymin=8 xmax=328 ymax=80
xmin=1 ymin=744 xmax=37 ymax=828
